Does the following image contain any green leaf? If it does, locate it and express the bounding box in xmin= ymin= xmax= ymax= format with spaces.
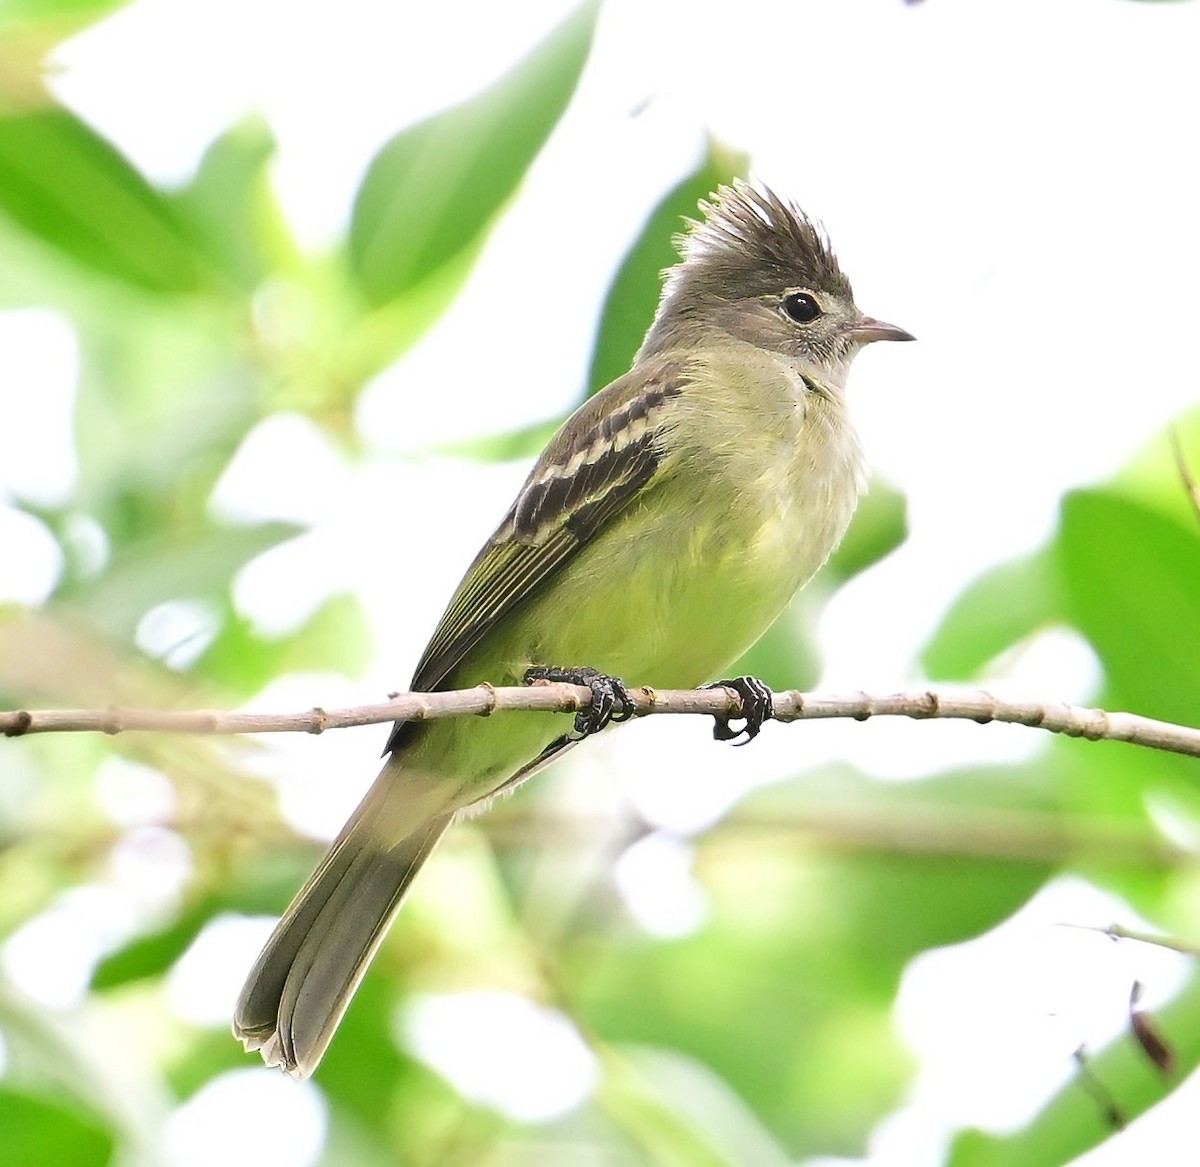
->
xmin=0 ymin=1089 xmax=114 ymax=1167
xmin=93 ymin=856 xmax=317 ymax=990
xmin=166 ymin=1031 xmax=260 ymax=1101
xmin=197 ymin=592 xmax=373 ymax=697
xmin=585 ymin=142 xmax=747 ymax=396
xmin=348 ymin=0 xmax=600 ymax=305
xmin=57 ymin=520 xmax=301 ymax=641
xmin=1109 ymin=403 xmax=1200 ymax=529
xmin=923 ymin=548 xmax=1064 ymax=680
xmin=0 ymin=0 xmax=129 ymax=24
xmin=0 ymin=107 xmax=216 ymax=293
xmin=572 ymin=906 xmax=908 ymax=1159
xmin=172 ymin=117 xmax=290 ymax=291
xmin=567 ymin=759 xmax=1086 ymax=1159
xmin=431 ymin=414 xmax=564 ymax=463
xmin=335 ymin=238 xmax=489 ymax=386
xmin=0 ymin=5 xmax=134 ymax=115
xmin=91 ymin=900 xmax=223 ymax=990
xmin=948 ymin=968 xmax=1200 ymax=1167
xmin=925 ymin=410 xmax=1200 ymax=685
xmin=422 ymin=147 xmax=748 ymax=462
xmin=826 ymin=477 xmax=907 ymax=583
xmin=68 ymin=328 xmax=258 ymax=521
xmin=318 ymin=974 xmax=426 ymax=1127
xmin=1059 ymin=489 xmax=1200 ymax=726
xmin=598 ymin=1045 xmax=791 ymax=1167
xmin=726 ymin=765 xmax=1059 ymax=969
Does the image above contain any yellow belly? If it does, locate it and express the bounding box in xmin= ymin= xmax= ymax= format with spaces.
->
xmin=404 ymin=448 xmax=858 ymax=797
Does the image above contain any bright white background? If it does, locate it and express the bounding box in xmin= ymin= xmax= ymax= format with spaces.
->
xmin=3 ymin=0 xmax=1200 ymax=1163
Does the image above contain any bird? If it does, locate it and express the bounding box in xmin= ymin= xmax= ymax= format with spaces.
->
xmin=234 ymin=180 xmax=913 ymax=1076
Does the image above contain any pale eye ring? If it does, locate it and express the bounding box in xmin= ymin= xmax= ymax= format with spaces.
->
xmin=781 ymin=291 xmax=821 ymax=324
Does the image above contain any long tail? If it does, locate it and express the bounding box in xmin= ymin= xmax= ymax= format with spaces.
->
xmin=233 ymin=763 xmax=454 ymax=1077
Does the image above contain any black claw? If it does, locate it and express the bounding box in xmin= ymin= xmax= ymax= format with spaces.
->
xmin=524 ymin=666 xmax=635 ymax=739
xmin=703 ymin=676 xmax=774 ymax=745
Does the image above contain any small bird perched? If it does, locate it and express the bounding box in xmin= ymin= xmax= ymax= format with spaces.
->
xmin=234 ymin=180 xmax=913 ymax=1076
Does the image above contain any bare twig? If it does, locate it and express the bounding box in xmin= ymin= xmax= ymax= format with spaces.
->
xmin=3 ymin=685 xmax=1200 ymax=760
xmin=1060 ymin=922 xmax=1200 ymax=959
xmin=1129 ymin=981 xmax=1177 ymax=1077
xmin=1170 ymin=425 xmax=1200 ymax=527
xmin=1073 ymin=1046 xmax=1126 ymax=1131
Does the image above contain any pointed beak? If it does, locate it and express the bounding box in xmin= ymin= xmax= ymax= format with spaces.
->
xmin=846 ymin=316 xmax=915 ymax=345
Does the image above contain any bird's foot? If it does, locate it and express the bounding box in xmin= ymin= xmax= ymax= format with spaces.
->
xmin=703 ymin=676 xmax=774 ymax=745
xmin=524 ymin=666 xmax=636 ymax=738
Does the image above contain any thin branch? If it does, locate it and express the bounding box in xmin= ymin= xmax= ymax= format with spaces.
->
xmin=4 ymin=685 xmax=1200 ymax=760
xmin=1059 ymin=922 xmax=1200 ymax=959
xmin=1170 ymin=425 xmax=1200 ymax=528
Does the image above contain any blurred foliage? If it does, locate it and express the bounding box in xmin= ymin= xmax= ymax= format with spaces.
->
xmin=0 ymin=1089 xmax=113 ymax=1167
xmin=946 ymin=967 xmax=1200 ymax=1166
xmin=585 ymin=141 xmax=747 ymax=396
xmin=919 ymin=408 xmax=1200 ymax=1161
xmin=1 ymin=2 xmax=1199 ymax=1166
xmin=349 ymin=0 xmax=600 ymax=307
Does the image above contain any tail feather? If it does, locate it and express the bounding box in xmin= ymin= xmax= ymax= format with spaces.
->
xmin=234 ymin=767 xmax=453 ymax=1077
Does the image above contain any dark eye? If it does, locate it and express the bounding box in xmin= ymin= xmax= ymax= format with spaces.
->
xmin=781 ymin=291 xmax=821 ymax=324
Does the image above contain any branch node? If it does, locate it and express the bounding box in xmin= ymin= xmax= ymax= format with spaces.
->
xmin=973 ymin=691 xmax=997 ymax=725
xmin=308 ymin=707 xmax=329 ymax=735
xmin=724 ymin=685 xmax=741 ymax=719
xmin=1084 ymin=708 xmax=1111 ymax=742
xmin=103 ymin=706 xmax=123 ymax=735
xmin=915 ymin=691 xmax=939 ymax=719
xmin=477 ymin=682 xmax=498 ymax=718
xmin=3 ymin=710 xmax=32 ymax=737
